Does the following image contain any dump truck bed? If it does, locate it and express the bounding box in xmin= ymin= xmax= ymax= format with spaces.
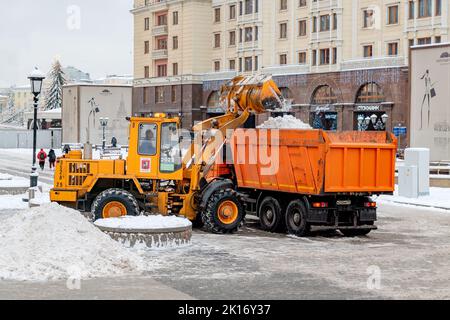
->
xmin=231 ymin=129 xmax=397 ymax=195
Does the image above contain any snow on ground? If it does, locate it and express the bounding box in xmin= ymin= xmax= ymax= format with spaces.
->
xmin=0 ymin=175 xmax=29 ymax=188
xmin=0 ymin=203 xmax=146 ymax=282
xmin=0 ymin=173 xmax=13 ymax=180
xmin=95 ymin=215 xmax=192 ymax=230
xmin=378 ymin=186 xmax=450 ymax=210
xmin=258 ymin=115 xmax=312 ymax=129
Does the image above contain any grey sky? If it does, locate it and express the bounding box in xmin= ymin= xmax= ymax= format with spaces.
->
xmin=0 ymin=0 xmax=134 ymax=87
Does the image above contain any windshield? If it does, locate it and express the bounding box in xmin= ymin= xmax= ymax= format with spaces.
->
xmin=160 ymin=122 xmax=182 ymax=172
xmin=138 ymin=123 xmax=157 ymax=156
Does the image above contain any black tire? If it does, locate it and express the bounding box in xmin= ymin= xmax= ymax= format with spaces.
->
xmin=91 ymin=188 xmax=140 ymax=221
xmin=259 ymin=196 xmax=285 ymax=232
xmin=285 ymin=200 xmax=310 ymax=237
xmin=192 ymin=212 xmax=205 ymax=228
xmin=202 ymin=188 xmax=245 ymax=234
xmin=340 ymin=229 xmax=372 ymax=237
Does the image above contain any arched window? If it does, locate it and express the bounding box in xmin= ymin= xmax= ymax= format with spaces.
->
xmin=279 ymin=87 xmax=293 ymax=100
xmin=207 ymin=91 xmax=220 ymax=108
xmin=356 ymin=83 xmax=385 ymax=103
xmin=311 ymin=85 xmax=337 ymax=105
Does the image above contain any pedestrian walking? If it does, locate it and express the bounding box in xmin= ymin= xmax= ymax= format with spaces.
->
xmin=37 ymin=149 xmax=47 ymax=171
xmin=111 ymin=136 xmax=117 ymax=148
xmin=48 ymin=149 xmax=57 ymax=170
xmin=63 ymin=144 xmax=71 ymax=154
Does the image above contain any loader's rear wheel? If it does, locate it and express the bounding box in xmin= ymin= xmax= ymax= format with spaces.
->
xmin=202 ymin=188 xmax=244 ymax=234
xmin=91 ymin=189 xmax=140 ymax=221
xmin=285 ymin=200 xmax=310 ymax=237
xmin=259 ymin=196 xmax=285 ymax=232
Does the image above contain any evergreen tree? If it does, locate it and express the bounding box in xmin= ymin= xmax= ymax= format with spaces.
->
xmin=44 ymin=60 xmax=66 ymax=110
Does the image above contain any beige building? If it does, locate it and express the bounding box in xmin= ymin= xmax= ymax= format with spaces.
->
xmin=132 ymin=0 xmax=448 ymax=142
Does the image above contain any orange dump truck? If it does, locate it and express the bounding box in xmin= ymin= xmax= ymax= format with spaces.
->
xmin=226 ymin=129 xmax=397 ymax=236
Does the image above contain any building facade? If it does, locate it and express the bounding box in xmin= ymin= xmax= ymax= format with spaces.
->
xmin=132 ymin=0 xmax=448 ymax=143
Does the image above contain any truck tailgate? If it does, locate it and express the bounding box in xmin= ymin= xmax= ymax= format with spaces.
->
xmin=323 ymin=131 xmax=397 ymax=193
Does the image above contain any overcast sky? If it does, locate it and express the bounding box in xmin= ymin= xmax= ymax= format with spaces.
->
xmin=0 ymin=0 xmax=134 ymax=87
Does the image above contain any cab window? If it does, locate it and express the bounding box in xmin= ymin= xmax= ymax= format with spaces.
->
xmin=138 ymin=123 xmax=157 ymax=155
xmin=160 ymin=122 xmax=182 ymax=172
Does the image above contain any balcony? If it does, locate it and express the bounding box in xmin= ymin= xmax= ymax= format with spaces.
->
xmin=152 ymin=24 xmax=168 ymax=36
xmin=340 ymin=56 xmax=406 ymax=71
xmin=152 ymin=49 xmax=168 ymax=60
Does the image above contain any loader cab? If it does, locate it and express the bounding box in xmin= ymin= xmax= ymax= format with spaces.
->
xmin=127 ymin=114 xmax=183 ymax=181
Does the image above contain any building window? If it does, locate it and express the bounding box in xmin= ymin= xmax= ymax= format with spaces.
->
xmin=172 ymin=63 xmax=178 ymax=76
xmin=143 ymin=87 xmax=150 ymax=104
xmin=144 ymin=66 xmax=150 ymax=78
xmin=312 ymin=16 xmax=317 ymax=32
xmin=239 ymin=1 xmax=243 ymax=15
xmin=171 ymin=86 xmax=177 ymax=103
xmin=214 ymin=8 xmax=221 ymax=23
xmin=245 ymin=27 xmax=253 ymax=42
xmin=245 ymin=0 xmax=253 ymax=14
xmin=230 ymin=4 xmax=236 ymax=19
xmin=435 ymin=0 xmax=442 ymax=16
xmin=157 ymin=64 xmax=167 ymax=77
xmin=155 ymin=86 xmax=165 ymax=103
xmin=172 ymin=36 xmax=178 ymax=50
xmin=356 ymin=83 xmax=384 ymax=103
xmin=320 ymin=48 xmax=330 ymax=65
xmin=387 ymin=5 xmax=399 ymax=24
xmin=239 ymin=28 xmax=243 ymax=42
xmin=280 ymin=0 xmax=287 ymax=11
xmin=244 ymin=57 xmax=253 ymax=71
xmin=298 ymin=51 xmax=306 ymax=64
xmin=144 ymin=41 xmax=150 ymax=54
xmin=388 ymin=42 xmax=398 ymax=56
xmin=333 ymin=13 xmax=337 ymax=30
xmin=312 ymin=49 xmax=317 ymax=65
xmin=255 ymin=0 xmax=259 ymax=13
xmin=363 ymin=45 xmax=373 ymax=58
xmin=214 ymin=61 xmax=220 ymax=72
xmin=239 ymin=57 xmax=242 ymax=71
xmin=157 ymin=37 xmax=167 ymax=50
xmin=409 ymin=1 xmax=415 ymax=19
xmin=157 ymin=14 xmax=167 ymax=26
xmin=254 ymin=55 xmax=259 ymax=71
xmin=254 ymin=26 xmax=259 ymax=41
xmin=299 ymin=20 xmax=307 ymax=36
xmin=332 ymin=47 xmax=337 ymax=64
xmin=299 ymin=0 xmax=306 ymax=7
xmin=320 ymin=15 xmax=330 ymax=31
xmin=214 ymin=33 xmax=221 ymax=48
xmin=173 ymin=11 xmax=179 ymax=25
xmin=229 ymin=59 xmax=236 ymax=70
xmin=363 ymin=10 xmax=374 ymax=28
xmin=435 ymin=36 xmax=441 ymax=43
xmin=144 ymin=17 xmax=150 ymax=30
xmin=409 ymin=39 xmax=415 ymax=47
xmin=418 ymin=37 xmax=432 ymax=45
xmin=229 ymin=31 xmax=236 ymax=46
xmin=207 ymin=91 xmax=220 ymax=108
xmin=418 ymin=0 xmax=432 ymax=18
xmin=280 ymin=54 xmax=287 ymax=65
xmin=280 ymin=23 xmax=287 ymax=39
xmin=312 ymin=85 xmax=337 ymax=104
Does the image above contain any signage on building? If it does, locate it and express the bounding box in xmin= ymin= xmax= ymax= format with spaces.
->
xmin=355 ymin=105 xmax=381 ymax=112
xmin=311 ymin=105 xmax=336 ymax=113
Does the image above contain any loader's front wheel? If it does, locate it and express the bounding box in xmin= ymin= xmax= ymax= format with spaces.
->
xmin=202 ymin=189 xmax=245 ymax=234
xmin=91 ymin=189 xmax=140 ymax=221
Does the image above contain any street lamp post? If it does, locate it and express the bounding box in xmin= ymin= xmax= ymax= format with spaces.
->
xmin=99 ymin=117 xmax=109 ymax=151
xmin=28 ymin=67 xmax=45 ymax=188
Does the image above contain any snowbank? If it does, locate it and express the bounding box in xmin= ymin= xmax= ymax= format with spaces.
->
xmin=0 ymin=189 xmax=50 ymax=210
xmin=95 ymin=215 xmax=192 ymax=230
xmin=378 ymin=186 xmax=450 ymax=211
xmin=0 ymin=203 xmax=145 ymax=282
xmin=258 ymin=115 xmax=312 ymax=129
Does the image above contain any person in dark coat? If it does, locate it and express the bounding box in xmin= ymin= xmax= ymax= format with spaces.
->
xmin=37 ymin=149 xmax=47 ymax=170
xmin=48 ymin=149 xmax=57 ymax=169
xmin=111 ymin=136 xmax=117 ymax=148
xmin=63 ymin=144 xmax=71 ymax=154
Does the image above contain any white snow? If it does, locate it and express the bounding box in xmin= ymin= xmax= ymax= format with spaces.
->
xmin=95 ymin=215 xmax=192 ymax=230
xmin=0 ymin=176 xmax=29 ymax=188
xmin=0 ymin=203 xmax=145 ymax=282
xmin=378 ymin=186 xmax=450 ymax=211
xmin=0 ymin=173 xmax=13 ymax=180
xmin=258 ymin=115 xmax=312 ymax=129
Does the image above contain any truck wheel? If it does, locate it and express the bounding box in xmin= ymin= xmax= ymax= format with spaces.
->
xmin=340 ymin=229 xmax=372 ymax=237
xmin=259 ymin=196 xmax=285 ymax=232
xmin=285 ymin=200 xmax=310 ymax=237
xmin=91 ymin=188 xmax=140 ymax=221
xmin=202 ymin=189 xmax=245 ymax=234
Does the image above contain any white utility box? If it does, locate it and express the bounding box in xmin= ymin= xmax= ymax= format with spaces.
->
xmin=404 ymin=148 xmax=430 ymax=196
xmin=398 ymin=165 xmax=419 ymax=198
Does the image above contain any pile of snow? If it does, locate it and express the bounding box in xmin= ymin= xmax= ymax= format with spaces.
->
xmin=0 ymin=203 xmax=145 ymax=281
xmin=0 ymin=189 xmax=50 ymax=210
xmin=95 ymin=215 xmax=192 ymax=230
xmin=258 ymin=115 xmax=312 ymax=129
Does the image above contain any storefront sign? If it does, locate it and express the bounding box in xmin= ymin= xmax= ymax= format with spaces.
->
xmin=355 ymin=105 xmax=381 ymax=112
xmin=311 ymin=105 xmax=336 ymax=113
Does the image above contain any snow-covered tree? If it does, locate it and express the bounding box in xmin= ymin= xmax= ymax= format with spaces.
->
xmin=44 ymin=60 xmax=66 ymax=110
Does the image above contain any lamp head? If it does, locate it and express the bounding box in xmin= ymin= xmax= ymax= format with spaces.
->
xmin=28 ymin=67 xmax=45 ymax=96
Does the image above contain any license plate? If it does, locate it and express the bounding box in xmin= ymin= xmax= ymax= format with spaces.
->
xmin=336 ymin=200 xmax=351 ymax=206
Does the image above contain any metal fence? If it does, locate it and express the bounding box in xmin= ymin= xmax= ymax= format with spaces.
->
xmin=0 ymin=129 xmax=62 ymax=149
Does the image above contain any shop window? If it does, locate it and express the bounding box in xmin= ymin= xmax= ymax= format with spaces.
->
xmin=311 ymin=85 xmax=337 ymax=104
xmin=207 ymin=91 xmax=220 ymax=108
xmin=311 ymin=112 xmax=338 ymax=131
xmin=356 ymin=83 xmax=384 ymax=103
